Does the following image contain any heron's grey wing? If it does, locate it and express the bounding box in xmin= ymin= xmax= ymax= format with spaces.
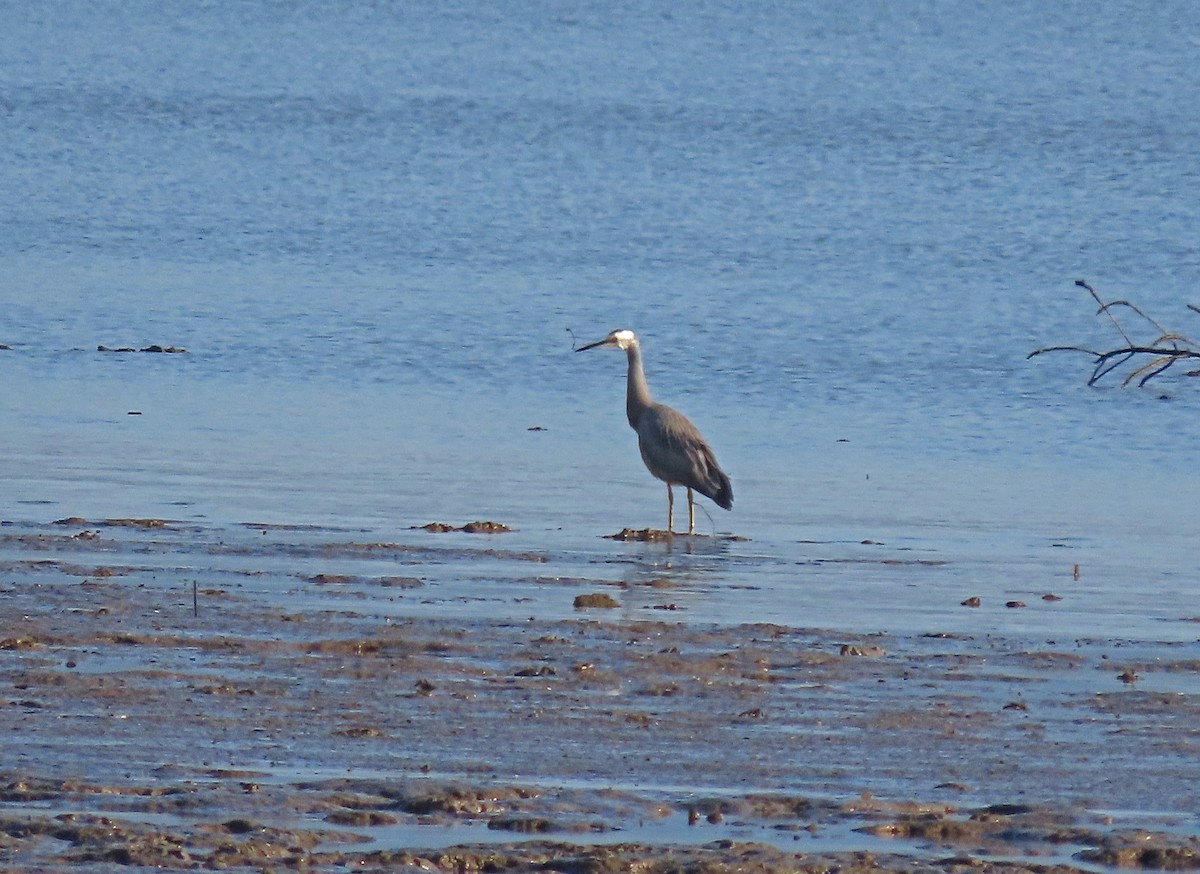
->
xmin=637 ymin=405 xmax=733 ymax=509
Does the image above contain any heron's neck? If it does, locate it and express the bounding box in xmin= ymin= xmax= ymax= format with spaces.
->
xmin=624 ymin=342 xmax=654 ymax=429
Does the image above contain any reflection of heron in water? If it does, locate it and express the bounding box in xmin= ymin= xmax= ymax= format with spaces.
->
xmin=576 ymin=329 xmax=732 ymax=535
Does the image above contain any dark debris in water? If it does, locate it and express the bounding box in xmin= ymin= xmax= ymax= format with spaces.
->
xmin=97 ymin=344 xmax=187 ymax=353
xmin=239 ymin=521 xmax=351 ymax=532
xmin=53 ymin=516 xmax=172 ymax=529
xmin=309 ymin=573 xmax=423 ymax=588
xmin=802 ymin=556 xmax=949 ymax=567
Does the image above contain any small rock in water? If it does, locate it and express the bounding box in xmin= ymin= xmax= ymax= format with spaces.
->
xmin=461 ymin=520 xmax=512 ymax=533
xmin=378 ymin=576 xmax=423 ymax=589
xmin=573 ymin=593 xmax=619 ymax=609
xmin=416 ymin=522 xmax=457 ymax=532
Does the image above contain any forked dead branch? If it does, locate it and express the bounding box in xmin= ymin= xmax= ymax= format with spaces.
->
xmin=1029 ymin=280 xmax=1200 ymax=386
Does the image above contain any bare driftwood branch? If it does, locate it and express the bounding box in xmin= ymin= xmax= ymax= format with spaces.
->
xmin=1028 ymin=280 xmax=1200 ymax=386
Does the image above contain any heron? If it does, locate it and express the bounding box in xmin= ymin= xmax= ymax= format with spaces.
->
xmin=576 ymin=329 xmax=732 ymax=535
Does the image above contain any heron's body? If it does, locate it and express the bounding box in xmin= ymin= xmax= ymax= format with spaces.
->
xmin=577 ymin=329 xmax=732 ymax=534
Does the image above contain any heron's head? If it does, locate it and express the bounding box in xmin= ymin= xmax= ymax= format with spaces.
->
xmin=576 ymin=328 xmax=638 ymax=353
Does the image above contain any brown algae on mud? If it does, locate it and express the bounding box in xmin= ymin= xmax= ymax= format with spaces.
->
xmin=606 ymin=527 xmax=750 ymax=542
xmin=0 ymin=518 xmax=1198 ymax=871
xmin=607 ymin=527 xmax=676 ymax=542
xmin=413 ymin=521 xmax=514 ymax=533
xmin=1 ymin=778 xmax=1196 ymax=872
xmin=856 ymin=804 xmax=1200 ymax=871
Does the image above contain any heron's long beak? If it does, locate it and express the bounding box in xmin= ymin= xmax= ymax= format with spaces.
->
xmin=575 ymin=337 xmax=609 ymax=352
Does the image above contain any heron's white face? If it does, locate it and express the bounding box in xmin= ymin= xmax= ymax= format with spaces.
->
xmin=609 ymin=328 xmax=637 ymax=349
xmin=577 ymin=327 xmax=639 ymax=354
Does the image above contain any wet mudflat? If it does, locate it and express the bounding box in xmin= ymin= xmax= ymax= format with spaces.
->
xmin=0 ymin=519 xmax=1198 ymax=872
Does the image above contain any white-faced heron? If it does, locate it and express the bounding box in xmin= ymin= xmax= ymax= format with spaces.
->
xmin=577 ymin=328 xmax=732 ymax=535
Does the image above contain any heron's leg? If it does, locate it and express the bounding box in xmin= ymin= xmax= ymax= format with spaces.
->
xmin=666 ymin=483 xmax=674 ymax=533
xmin=687 ymin=487 xmax=695 ymax=535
